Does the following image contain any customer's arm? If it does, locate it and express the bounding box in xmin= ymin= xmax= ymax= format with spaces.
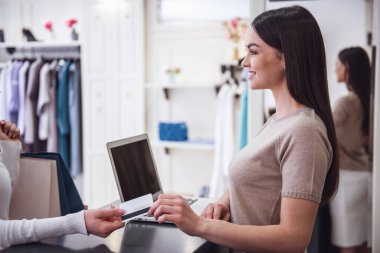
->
xmin=0 ymin=121 xmax=125 ymax=250
xmin=0 ymin=211 xmax=87 ymax=250
xmin=0 ymin=208 xmax=125 ymax=250
xmin=0 ymin=135 xmax=89 ymax=250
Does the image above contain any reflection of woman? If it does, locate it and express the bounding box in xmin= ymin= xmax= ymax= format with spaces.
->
xmin=0 ymin=121 xmax=125 ymax=250
xmin=148 ymin=6 xmax=339 ymax=253
xmin=330 ymin=47 xmax=371 ymax=253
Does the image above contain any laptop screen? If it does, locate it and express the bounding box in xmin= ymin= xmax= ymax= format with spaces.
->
xmin=108 ymin=136 xmax=162 ymax=202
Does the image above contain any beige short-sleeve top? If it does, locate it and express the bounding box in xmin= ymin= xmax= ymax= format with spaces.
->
xmin=333 ymin=93 xmax=369 ymax=171
xmin=229 ymin=108 xmax=332 ymax=225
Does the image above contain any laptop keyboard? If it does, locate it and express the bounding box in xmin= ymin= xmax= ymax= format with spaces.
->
xmin=185 ymin=198 xmax=198 ymax=205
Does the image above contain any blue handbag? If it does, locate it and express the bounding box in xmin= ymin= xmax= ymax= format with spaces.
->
xmin=159 ymin=122 xmax=188 ymax=141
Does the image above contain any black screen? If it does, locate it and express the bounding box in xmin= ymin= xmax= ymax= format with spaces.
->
xmin=110 ymin=139 xmax=161 ymax=201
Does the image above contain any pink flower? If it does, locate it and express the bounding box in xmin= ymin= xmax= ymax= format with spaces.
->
xmin=166 ymin=67 xmax=181 ymax=75
xmin=66 ymin=18 xmax=78 ymax=28
xmin=44 ymin=21 xmax=53 ymax=32
xmin=223 ymin=17 xmax=247 ymax=43
xmin=231 ymin=18 xmax=239 ymax=28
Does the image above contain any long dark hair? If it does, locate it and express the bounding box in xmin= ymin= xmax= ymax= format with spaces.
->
xmin=338 ymin=47 xmax=371 ymax=136
xmin=252 ymin=6 xmax=339 ymax=205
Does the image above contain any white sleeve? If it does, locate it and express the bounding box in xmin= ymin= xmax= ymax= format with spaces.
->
xmin=0 ymin=210 xmax=87 ymax=250
xmin=0 ymin=141 xmax=22 ymax=188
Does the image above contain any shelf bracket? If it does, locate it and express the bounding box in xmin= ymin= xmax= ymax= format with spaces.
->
xmin=215 ymin=85 xmax=221 ymax=96
xmin=163 ymin=88 xmax=170 ymax=100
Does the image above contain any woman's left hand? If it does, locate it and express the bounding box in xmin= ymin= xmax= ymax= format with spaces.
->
xmin=147 ymin=194 xmax=204 ymax=236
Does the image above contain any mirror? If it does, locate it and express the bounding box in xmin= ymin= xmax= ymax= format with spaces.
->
xmin=265 ymin=1 xmax=374 ymax=253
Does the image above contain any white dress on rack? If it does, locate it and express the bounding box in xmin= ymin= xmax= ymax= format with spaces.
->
xmin=209 ymin=83 xmax=238 ymax=198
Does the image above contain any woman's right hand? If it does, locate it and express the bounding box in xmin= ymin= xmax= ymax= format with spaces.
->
xmin=84 ymin=208 xmax=125 ymax=238
xmin=201 ymin=202 xmax=231 ymax=221
xmin=0 ymin=120 xmax=21 ymax=141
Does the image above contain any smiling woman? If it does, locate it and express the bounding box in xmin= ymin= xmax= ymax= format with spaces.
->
xmin=147 ymin=5 xmax=339 ymax=253
xmin=244 ymin=37 xmax=285 ymax=91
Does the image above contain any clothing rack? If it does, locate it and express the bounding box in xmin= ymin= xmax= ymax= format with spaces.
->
xmin=221 ymin=64 xmax=242 ymax=85
xmin=215 ymin=64 xmax=243 ymax=98
xmin=0 ymin=43 xmax=83 ymax=177
xmin=4 ymin=44 xmax=81 ymax=60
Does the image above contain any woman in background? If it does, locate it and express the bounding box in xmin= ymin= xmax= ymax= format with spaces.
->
xmin=0 ymin=120 xmax=125 ymax=250
xmin=148 ymin=6 xmax=339 ymax=253
xmin=330 ymin=47 xmax=371 ymax=253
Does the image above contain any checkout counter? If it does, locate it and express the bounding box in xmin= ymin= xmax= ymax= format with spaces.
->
xmin=3 ymin=219 xmax=230 ymax=253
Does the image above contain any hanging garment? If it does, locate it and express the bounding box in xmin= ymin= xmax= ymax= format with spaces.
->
xmin=21 ymin=152 xmax=84 ymax=216
xmin=5 ymin=63 xmax=13 ymax=122
xmin=57 ymin=60 xmax=72 ymax=169
xmin=17 ymin=60 xmax=30 ymax=135
xmin=209 ymin=84 xmax=238 ymax=198
xmin=0 ymin=64 xmax=11 ymax=120
xmin=0 ymin=68 xmax=3 ymax=119
xmin=47 ymin=60 xmax=58 ymax=152
xmin=238 ymin=82 xmax=248 ymax=150
xmin=24 ymin=58 xmax=44 ymax=151
xmin=68 ymin=62 xmax=82 ymax=177
xmin=9 ymin=61 xmax=23 ymax=124
xmin=37 ymin=62 xmax=52 ymax=141
xmin=222 ymin=84 xmax=238 ymax=175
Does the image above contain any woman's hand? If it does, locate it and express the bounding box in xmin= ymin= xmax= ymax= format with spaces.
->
xmin=201 ymin=202 xmax=231 ymax=221
xmin=147 ymin=194 xmax=204 ymax=236
xmin=84 ymin=208 xmax=125 ymax=238
xmin=0 ymin=120 xmax=21 ymax=141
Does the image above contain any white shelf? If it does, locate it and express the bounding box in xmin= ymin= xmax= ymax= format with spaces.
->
xmin=145 ymin=82 xmax=218 ymax=99
xmin=145 ymin=82 xmax=216 ymax=89
xmin=152 ymin=140 xmax=215 ymax=151
xmin=0 ymin=41 xmax=82 ymax=48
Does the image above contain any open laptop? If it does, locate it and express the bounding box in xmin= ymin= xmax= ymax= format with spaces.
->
xmin=106 ymin=133 xmax=212 ymax=222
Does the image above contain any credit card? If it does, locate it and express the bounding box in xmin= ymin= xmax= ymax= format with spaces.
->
xmin=119 ymin=193 xmax=153 ymax=222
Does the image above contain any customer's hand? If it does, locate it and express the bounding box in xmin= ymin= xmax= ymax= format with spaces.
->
xmin=201 ymin=202 xmax=230 ymax=221
xmin=84 ymin=208 xmax=125 ymax=238
xmin=0 ymin=120 xmax=21 ymax=141
xmin=147 ymin=194 xmax=204 ymax=236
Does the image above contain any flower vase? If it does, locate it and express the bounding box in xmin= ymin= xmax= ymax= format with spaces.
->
xmin=233 ymin=46 xmax=240 ymax=61
xmin=168 ymin=74 xmax=176 ymax=84
xmin=70 ymin=29 xmax=79 ymax=41
xmin=46 ymin=31 xmax=55 ymax=42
